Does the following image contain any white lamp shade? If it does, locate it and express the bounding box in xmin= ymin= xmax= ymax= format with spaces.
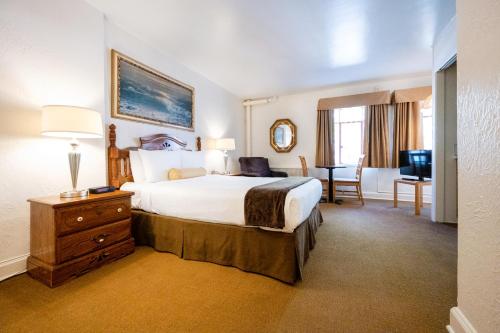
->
xmin=41 ymin=105 xmax=103 ymax=139
xmin=215 ymin=138 xmax=235 ymax=151
xmin=205 ymin=138 xmax=217 ymax=150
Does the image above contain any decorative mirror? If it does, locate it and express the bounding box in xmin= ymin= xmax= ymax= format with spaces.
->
xmin=270 ymin=119 xmax=297 ymax=153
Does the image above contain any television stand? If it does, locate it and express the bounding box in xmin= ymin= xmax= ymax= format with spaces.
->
xmin=394 ymin=178 xmax=432 ymax=216
xmin=402 ymin=177 xmax=427 ymax=181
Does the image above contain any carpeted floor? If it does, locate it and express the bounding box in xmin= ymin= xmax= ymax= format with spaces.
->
xmin=0 ymin=200 xmax=457 ymax=333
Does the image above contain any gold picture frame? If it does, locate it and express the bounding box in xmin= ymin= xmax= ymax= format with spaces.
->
xmin=270 ymin=119 xmax=297 ymax=153
xmin=111 ymin=49 xmax=195 ymax=131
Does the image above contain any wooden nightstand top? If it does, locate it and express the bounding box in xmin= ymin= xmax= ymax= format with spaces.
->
xmin=28 ymin=190 xmax=134 ymax=208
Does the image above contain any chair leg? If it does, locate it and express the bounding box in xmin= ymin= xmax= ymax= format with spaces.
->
xmin=358 ymin=185 xmax=364 ymax=205
xmin=332 ymin=182 xmax=336 ymax=203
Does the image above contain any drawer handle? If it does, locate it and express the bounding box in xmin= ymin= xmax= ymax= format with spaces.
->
xmin=93 ymin=233 xmax=110 ymax=244
xmin=96 ymin=252 xmax=111 ymax=262
xmin=117 ymin=207 xmax=123 ymax=213
xmin=77 ymin=216 xmax=84 ymax=222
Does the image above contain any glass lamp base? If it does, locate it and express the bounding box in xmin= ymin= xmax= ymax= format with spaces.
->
xmin=60 ymin=189 xmax=89 ymax=198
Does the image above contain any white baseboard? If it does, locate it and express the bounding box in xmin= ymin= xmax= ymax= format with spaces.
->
xmin=447 ymin=307 xmax=477 ymax=333
xmin=0 ymin=254 xmax=28 ymax=282
xmin=362 ymin=191 xmax=432 ymax=204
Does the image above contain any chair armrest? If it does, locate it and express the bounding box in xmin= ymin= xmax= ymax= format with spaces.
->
xmin=271 ymin=170 xmax=288 ymax=177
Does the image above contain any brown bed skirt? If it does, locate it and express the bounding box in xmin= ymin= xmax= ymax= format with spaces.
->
xmin=131 ymin=204 xmax=323 ymax=284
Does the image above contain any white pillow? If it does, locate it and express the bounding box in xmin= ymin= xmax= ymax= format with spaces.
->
xmin=180 ymin=150 xmax=206 ymax=169
xmin=138 ymin=149 xmax=182 ymax=182
xmin=129 ymin=150 xmax=146 ymax=183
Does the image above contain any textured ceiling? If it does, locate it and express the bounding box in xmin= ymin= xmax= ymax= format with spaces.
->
xmin=87 ymin=0 xmax=455 ymax=98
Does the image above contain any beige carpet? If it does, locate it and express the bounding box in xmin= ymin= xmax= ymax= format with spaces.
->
xmin=0 ymin=200 xmax=457 ymax=333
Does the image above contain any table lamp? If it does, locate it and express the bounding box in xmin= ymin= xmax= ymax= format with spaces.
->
xmin=215 ymin=138 xmax=235 ymax=174
xmin=41 ymin=105 xmax=103 ymax=198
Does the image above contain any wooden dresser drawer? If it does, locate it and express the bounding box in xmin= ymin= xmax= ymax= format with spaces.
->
xmin=56 ymin=198 xmax=131 ymax=235
xmin=28 ymin=238 xmax=135 ymax=287
xmin=28 ymin=191 xmax=134 ymax=287
xmin=56 ymin=219 xmax=131 ymax=263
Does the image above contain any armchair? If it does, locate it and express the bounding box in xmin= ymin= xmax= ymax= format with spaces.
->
xmin=238 ymin=157 xmax=288 ymax=177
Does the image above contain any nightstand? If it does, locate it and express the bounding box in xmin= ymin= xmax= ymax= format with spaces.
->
xmin=27 ymin=191 xmax=135 ymax=287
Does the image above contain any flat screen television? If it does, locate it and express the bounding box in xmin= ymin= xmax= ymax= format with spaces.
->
xmin=399 ymin=150 xmax=432 ymax=181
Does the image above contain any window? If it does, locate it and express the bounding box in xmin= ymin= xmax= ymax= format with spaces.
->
xmin=421 ymin=100 xmax=432 ymax=150
xmin=334 ymin=106 xmax=365 ymax=165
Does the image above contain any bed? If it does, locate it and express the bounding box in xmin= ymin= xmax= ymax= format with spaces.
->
xmin=108 ymin=124 xmax=323 ymax=284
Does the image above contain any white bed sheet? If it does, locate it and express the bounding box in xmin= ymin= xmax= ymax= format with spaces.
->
xmin=121 ymin=175 xmax=322 ymax=233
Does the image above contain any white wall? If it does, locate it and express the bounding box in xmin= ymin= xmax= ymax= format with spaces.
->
xmin=251 ymin=74 xmax=432 ymax=203
xmin=433 ymin=17 xmax=457 ymax=72
xmin=0 ymin=0 xmax=244 ymax=281
xmin=0 ymin=0 xmax=106 ymax=281
xmin=447 ymin=1 xmax=500 ymax=332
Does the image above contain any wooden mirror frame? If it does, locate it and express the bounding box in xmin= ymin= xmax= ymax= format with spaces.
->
xmin=270 ymin=119 xmax=297 ymax=153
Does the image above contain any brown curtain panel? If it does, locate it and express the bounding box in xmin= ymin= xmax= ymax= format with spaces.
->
xmin=393 ymin=86 xmax=432 ymax=103
xmin=392 ymin=102 xmax=423 ymax=168
xmin=315 ymin=109 xmax=335 ymax=166
xmin=317 ymin=90 xmax=391 ymax=110
xmin=363 ymin=104 xmax=390 ymax=168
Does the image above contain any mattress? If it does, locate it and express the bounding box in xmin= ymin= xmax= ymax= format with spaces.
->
xmin=121 ymin=175 xmax=322 ymax=233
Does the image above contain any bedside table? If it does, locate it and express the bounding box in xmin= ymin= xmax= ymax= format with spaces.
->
xmin=27 ymin=191 xmax=135 ymax=287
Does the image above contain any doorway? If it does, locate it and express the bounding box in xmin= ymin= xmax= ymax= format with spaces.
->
xmin=433 ymin=60 xmax=457 ymax=223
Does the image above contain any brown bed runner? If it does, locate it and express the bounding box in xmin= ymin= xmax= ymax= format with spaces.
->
xmin=244 ymin=177 xmax=314 ymax=229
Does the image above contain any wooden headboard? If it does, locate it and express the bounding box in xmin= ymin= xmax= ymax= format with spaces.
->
xmin=108 ymin=124 xmax=202 ymax=188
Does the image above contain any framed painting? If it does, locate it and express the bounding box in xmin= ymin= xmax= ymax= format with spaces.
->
xmin=111 ymin=49 xmax=195 ymax=131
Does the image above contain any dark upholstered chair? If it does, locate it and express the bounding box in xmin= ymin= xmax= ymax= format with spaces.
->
xmin=238 ymin=157 xmax=288 ymax=177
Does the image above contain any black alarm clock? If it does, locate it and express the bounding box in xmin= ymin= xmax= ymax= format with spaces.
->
xmin=88 ymin=186 xmax=116 ymax=194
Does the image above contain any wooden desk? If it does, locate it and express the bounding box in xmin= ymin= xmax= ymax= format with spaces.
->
xmin=394 ymin=179 xmax=432 ymax=215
